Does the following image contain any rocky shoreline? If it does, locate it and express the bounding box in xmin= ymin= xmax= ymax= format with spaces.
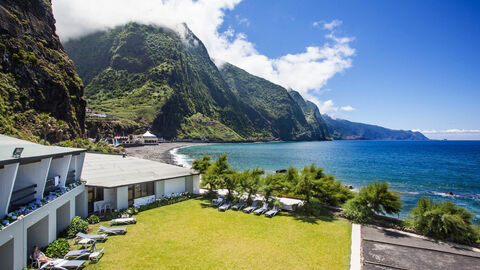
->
xmin=125 ymin=142 xmax=213 ymax=165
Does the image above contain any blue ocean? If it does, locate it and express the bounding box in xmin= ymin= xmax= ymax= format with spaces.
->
xmin=175 ymin=141 xmax=480 ymax=223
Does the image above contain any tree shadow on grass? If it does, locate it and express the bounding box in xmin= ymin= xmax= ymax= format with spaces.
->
xmin=290 ymin=203 xmax=336 ymax=224
xmin=195 ymin=197 xmax=215 ymax=208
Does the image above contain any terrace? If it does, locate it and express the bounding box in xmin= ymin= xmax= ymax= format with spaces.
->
xmin=83 ymin=198 xmax=351 ymax=269
xmin=0 ymin=135 xmax=88 ymax=269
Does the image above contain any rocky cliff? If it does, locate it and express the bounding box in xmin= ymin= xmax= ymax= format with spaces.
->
xmin=0 ymin=0 xmax=85 ymax=139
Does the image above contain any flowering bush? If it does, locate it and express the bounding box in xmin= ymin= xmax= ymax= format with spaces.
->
xmin=1 ymin=181 xmax=82 ymax=230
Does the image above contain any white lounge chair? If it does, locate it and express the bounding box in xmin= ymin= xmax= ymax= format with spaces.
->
xmin=64 ymin=246 xmax=104 ymax=260
xmin=218 ymin=202 xmax=232 ymax=211
xmin=40 ymin=259 xmax=86 ymax=269
xmin=265 ymin=205 xmax=281 ymax=217
xmin=75 ymin=232 xmax=107 ymax=243
xmin=254 ymin=202 xmax=269 ymax=215
xmin=110 ymin=217 xmax=136 ymax=225
xmin=243 ymin=200 xmax=259 ymax=213
xmin=98 ymin=226 xmax=127 ymax=235
xmin=231 ymin=200 xmax=247 ymax=210
xmin=212 ymin=197 xmax=224 ymax=207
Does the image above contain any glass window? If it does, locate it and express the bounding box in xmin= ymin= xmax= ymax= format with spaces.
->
xmin=147 ymin=182 xmax=154 ymax=195
xmin=88 ymin=187 xmax=104 ymax=213
xmin=127 ymin=182 xmax=155 ymax=206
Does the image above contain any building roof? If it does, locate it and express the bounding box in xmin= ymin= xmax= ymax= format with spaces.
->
xmin=0 ymin=135 xmax=86 ymax=166
xmin=142 ymin=131 xmax=157 ymax=138
xmin=82 ymin=153 xmax=199 ymax=188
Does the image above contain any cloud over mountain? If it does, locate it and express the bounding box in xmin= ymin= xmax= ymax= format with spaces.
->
xmin=52 ymin=0 xmax=355 ymax=113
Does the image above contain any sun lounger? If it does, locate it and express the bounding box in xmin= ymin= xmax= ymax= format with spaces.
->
xmin=64 ymin=246 xmax=104 ymax=260
xmin=231 ymin=200 xmax=247 ymax=210
xmin=98 ymin=226 xmax=127 ymax=235
xmin=265 ymin=205 xmax=281 ymax=217
xmin=89 ymin=249 xmax=104 ymax=263
xmin=254 ymin=202 xmax=269 ymax=215
xmin=243 ymin=200 xmax=259 ymax=213
xmin=212 ymin=197 xmax=224 ymax=207
xmin=110 ymin=217 xmax=136 ymax=225
xmin=218 ymin=201 xmax=232 ymax=211
xmin=75 ymin=238 xmax=95 ymax=249
xmin=75 ymin=232 xmax=107 ymax=243
xmin=40 ymin=259 xmax=86 ymax=269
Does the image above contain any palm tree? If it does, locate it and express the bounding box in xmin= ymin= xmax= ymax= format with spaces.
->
xmin=55 ymin=120 xmax=68 ymax=142
xmin=238 ymin=168 xmax=264 ymax=203
xmin=37 ymin=113 xmax=56 ymax=144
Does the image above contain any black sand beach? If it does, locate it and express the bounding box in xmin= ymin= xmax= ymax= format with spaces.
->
xmin=125 ymin=143 xmax=211 ymax=165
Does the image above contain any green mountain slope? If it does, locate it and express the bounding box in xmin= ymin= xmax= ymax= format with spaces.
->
xmin=321 ymin=114 xmax=428 ymax=140
xmin=0 ymin=0 xmax=85 ymax=140
xmin=219 ymin=63 xmax=328 ymax=140
xmin=287 ymin=90 xmax=331 ymax=140
xmin=65 ymin=23 xmax=327 ymax=141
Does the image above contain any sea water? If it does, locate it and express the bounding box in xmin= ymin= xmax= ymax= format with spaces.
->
xmin=175 ymin=140 xmax=480 ymax=223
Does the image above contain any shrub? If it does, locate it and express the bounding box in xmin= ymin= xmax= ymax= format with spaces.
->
xmin=45 ymin=238 xmax=70 ymax=258
xmin=343 ymin=181 xmax=402 ymax=223
xmin=408 ymin=197 xmax=480 ymax=245
xmin=65 ymin=216 xmax=88 ymax=238
xmin=103 ymin=211 xmax=120 ymax=221
xmin=86 ymin=214 xmax=100 ymax=224
xmin=342 ymin=197 xmax=373 ymax=223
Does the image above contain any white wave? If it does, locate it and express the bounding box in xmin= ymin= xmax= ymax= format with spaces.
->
xmin=399 ymin=191 xmax=420 ymax=195
xmin=170 ymin=147 xmax=191 ymax=168
xmin=431 ymin=191 xmax=459 ymax=198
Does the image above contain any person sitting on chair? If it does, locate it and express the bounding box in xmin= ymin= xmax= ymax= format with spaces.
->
xmin=32 ymin=245 xmax=54 ymax=263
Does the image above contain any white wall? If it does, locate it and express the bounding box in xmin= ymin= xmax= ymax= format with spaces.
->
xmin=68 ymin=152 xmax=85 ymax=181
xmin=155 ymin=181 xmax=165 ymax=198
xmin=75 ymin=152 xmax=86 ymax=181
xmin=75 ymin=191 xmax=88 ymax=219
xmin=0 ymin=163 xmax=19 ymax=217
xmin=116 ymin=186 xmax=128 ymax=210
xmin=0 ymin=184 xmax=86 ymax=270
xmin=192 ymin=175 xmax=200 ymax=194
xmin=14 ymin=158 xmax=51 ymax=200
xmin=48 ymin=155 xmax=71 ymax=187
xmin=164 ymin=177 xmax=186 ymax=195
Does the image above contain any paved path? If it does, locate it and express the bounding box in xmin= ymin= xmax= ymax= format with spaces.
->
xmin=361 ymin=225 xmax=480 ymax=270
xmin=350 ymin=224 xmax=362 ymax=270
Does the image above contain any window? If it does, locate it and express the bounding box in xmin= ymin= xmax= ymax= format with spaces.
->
xmin=127 ymin=182 xmax=155 ymax=206
xmin=88 ymin=187 xmax=104 ymax=213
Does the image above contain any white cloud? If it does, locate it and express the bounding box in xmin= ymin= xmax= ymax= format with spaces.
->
xmin=52 ymin=1 xmax=355 ymax=114
xmin=341 ymin=105 xmax=355 ymax=111
xmin=235 ymin=15 xmax=250 ymax=27
xmin=323 ymin=19 xmax=343 ymax=30
xmin=413 ymin=129 xmax=480 ymax=140
xmin=317 ymin=100 xmax=338 ymax=113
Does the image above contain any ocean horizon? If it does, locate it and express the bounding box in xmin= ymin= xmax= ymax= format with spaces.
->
xmin=174 ymin=140 xmax=480 ymax=223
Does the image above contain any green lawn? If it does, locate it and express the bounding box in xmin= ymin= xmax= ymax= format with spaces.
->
xmin=84 ymin=199 xmax=351 ymax=270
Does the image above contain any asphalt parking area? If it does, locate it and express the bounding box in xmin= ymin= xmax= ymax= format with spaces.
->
xmin=361 ymin=225 xmax=480 ymax=270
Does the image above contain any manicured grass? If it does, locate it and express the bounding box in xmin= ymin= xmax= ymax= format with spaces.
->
xmin=84 ymin=199 xmax=351 ymax=269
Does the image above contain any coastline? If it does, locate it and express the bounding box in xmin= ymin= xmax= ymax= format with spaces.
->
xmin=125 ymin=142 xmax=214 ymax=166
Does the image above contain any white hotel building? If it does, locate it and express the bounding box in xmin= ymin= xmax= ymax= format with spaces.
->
xmin=0 ymin=135 xmax=200 ymax=269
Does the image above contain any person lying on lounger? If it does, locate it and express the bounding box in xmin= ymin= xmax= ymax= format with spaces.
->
xmin=32 ymin=245 xmax=54 ymax=263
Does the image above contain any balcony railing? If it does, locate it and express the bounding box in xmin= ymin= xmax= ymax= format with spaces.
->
xmin=9 ymin=184 xmax=37 ymax=213
xmin=1 ymin=180 xmax=83 ymax=230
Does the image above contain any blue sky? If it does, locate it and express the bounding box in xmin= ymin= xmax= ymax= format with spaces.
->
xmin=218 ymin=0 xmax=480 ymax=139
xmin=53 ymin=0 xmax=480 ymax=139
